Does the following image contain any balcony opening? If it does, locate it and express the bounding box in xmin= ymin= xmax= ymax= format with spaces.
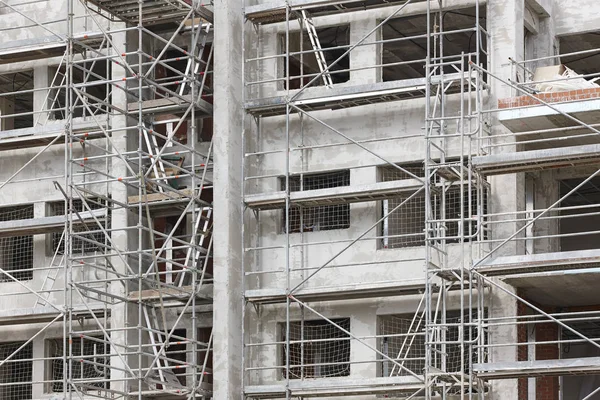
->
xmin=281 ymin=170 xmax=350 ymax=233
xmin=559 ymin=177 xmax=600 ymax=252
xmin=379 ymin=164 xmax=486 ymax=248
xmin=378 ymin=310 xmax=484 ymax=383
xmin=280 ymin=24 xmax=350 ymax=90
xmin=47 ymin=198 xmax=107 ymax=256
xmin=51 ymin=60 xmax=110 ymax=120
xmin=382 ymin=6 xmax=487 ymax=82
xmin=0 ymin=341 xmax=33 ymax=400
xmin=280 ymin=318 xmax=350 ymax=379
xmin=47 ymin=336 xmax=110 ymax=393
xmin=0 ymin=71 xmax=33 ymax=130
xmin=0 ymin=205 xmax=34 ymax=282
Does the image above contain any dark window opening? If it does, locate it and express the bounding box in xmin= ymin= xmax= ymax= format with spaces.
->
xmin=0 ymin=205 xmax=34 ymax=282
xmin=559 ymin=34 xmax=600 ymax=80
xmin=47 ymin=336 xmax=110 ymax=392
xmin=281 ymin=25 xmax=350 ymax=90
xmin=382 ymin=7 xmax=487 ymax=82
xmin=198 ymin=327 xmax=213 ymax=386
xmin=281 ymin=318 xmax=350 ymax=379
xmin=164 ymin=329 xmax=188 ymax=386
xmin=559 ymin=177 xmax=600 ymax=252
xmin=48 ymin=198 xmax=107 ymax=256
xmin=0 ymin=342 xmax=32 ymax=400
xmin=281 ymin=170 xmax=351 ymax=233
xmin=154 ymin=215 xmax=189 ymax=284
xmin=0 ymin=71 xmax=34 ymax=130
xmin=51 ymin=60 xmax=111 ymax=120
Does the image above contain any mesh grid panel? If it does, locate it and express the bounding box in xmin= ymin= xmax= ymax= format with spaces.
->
xmin=379 ymin=311 xmax=484 ymax=379
xmin=378 ymin=314 xmax=426 ymax=377
xmin=48 ymin=199 xmax=107 ymax=255
xmin=48 ymin=336 xmax=110 ymax=392
xmin=282 ymin=171 xmax=350 ymax=233
xmin=0 ymin=205 xmax=34 ymax=282
xmin=282 ymin=318 xmax=350 ymax=379
xmin=380 ymin=165 xmax=486 ymax=248
xmin=0 ymin=342 xmax=32 ymax=400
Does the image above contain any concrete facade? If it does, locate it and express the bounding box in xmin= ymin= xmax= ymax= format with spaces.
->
xmin=0 ymin=0 xmax=598 ymax=400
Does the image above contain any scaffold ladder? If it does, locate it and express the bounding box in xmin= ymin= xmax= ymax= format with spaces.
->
xmin=301 ymin=10 xmax=333 ymax=87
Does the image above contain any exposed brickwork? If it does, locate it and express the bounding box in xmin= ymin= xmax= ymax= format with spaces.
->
xmin=498 ymin=87 xmax=600 ymax=109
xmin=517 ymin=300 xmax=528 ymax=400
xmin=535 ymin=321 xmax=559 ymax=400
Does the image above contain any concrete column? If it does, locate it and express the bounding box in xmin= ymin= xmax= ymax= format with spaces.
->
xmin=488 ymin=0 xmax=525 ymax=258
xmin=213 ymin=1 xmax=244 ymax=398
xmin=487 ymin=1 xmax=525 ymax=399
xmin=32 ymin=337 xmax=45 ymax=398
xmin=350 ymin=18 xmax=378 ymax=84
xmin=108 ymin=27 xmax=131 ymax=395
xmin=350 ymin=308 xmax=377 ymax=379
xmin=34 ymin=66 xmax=50 ymax=126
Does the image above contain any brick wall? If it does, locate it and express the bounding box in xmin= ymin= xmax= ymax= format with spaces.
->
xmin=498 ymin=87 xmax=600 ymax=109
xmin=535 ymin=321 xmax=559 ymax=400
xmin=517 ymin=301 xmax=528 ymax=400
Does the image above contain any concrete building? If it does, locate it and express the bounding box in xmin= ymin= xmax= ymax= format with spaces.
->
xmin=0 ymin=0 xmax=599 ymax=399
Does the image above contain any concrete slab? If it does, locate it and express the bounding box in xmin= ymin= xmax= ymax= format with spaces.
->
xmin=474 ymin=356 xmax=600 ymax=379
xmin=498 ymin=98 xmax=600 ymax=149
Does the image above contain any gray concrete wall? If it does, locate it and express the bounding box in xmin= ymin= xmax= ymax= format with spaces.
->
xmin=213 ymin=0 xmax=245 ymax=398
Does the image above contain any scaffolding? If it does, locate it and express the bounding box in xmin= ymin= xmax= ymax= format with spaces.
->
xmin=242 ymin=0 xmax=487 ymax=398
xmin=0 ymin=0 xmax=214 ymax=398
xmin=242 ymin=0 xmax=600 ymax=399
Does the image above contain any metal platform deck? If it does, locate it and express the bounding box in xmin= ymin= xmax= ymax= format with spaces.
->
xmin=246 ymin=281 xmax=427 ymax=304
xmin=472 ymin=249 xmax=600 ymax=276
xmin=245 ymin=0 xmax=412 ymax=24
xmin=0 ymin=32 xmax=104 ymax=65
xmin=245 ymin=179 xmax=422 ymax=210
xmin=87 ymin=0 xmax=214 ymax=25
xmin=474 ymin=357 xmax=600 ymax=379
xmin=0 ymin=209 xmax=106 ymax=238
xmin=472 ymin=144 xmax=600 ymax=175
xmin=245 ymin=376 xmax=424 ymax=398
xmin=245 ymin=74 xmax=468 ymax=117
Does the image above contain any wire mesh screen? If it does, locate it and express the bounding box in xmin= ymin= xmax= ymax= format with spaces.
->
xmin=48 ymin=199 xmax=106 ymax=255
xmin=0 ymin=205 xmax=34 ymax=282
xmin=48 ymin=336 xmax=110 ymax=392
xmin=281 ymin=171 xmax=350 ymax=233
xmin=380 ymin=165 xmax=487 ymax=248
xmin=380 ymin=165 xmax=426 ymax=248
xmin=430 ymin=310 xmax=484 ymax=375
xmin=378 ymin=314 xmax=426 ymax=377
xmin=281 ymin=318 xmax=350 ymax=379
xmin=443 ymin=186 xmax=488 ymax=243
xmin=379 ymin=311 xmax=483 ymax=379
xmin=0 ymin=342 xmax=32 ymax=400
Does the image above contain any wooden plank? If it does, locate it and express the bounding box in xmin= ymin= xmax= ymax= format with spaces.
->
xmin=128 ymin=284 xmax=213 ymax=302
xmin=128 ymin=188 xmax=194 ymax=205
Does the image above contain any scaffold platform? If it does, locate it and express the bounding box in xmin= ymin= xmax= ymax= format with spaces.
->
xmin=86 ymin=0 xmax=214 ymax=25
xmin=244 ymin=179 xmax=422 ymax=210
xmin=472 ymin=144 xmax=600 ymax=175
xmin=474 ymin=357 xmax=600 ymax=379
